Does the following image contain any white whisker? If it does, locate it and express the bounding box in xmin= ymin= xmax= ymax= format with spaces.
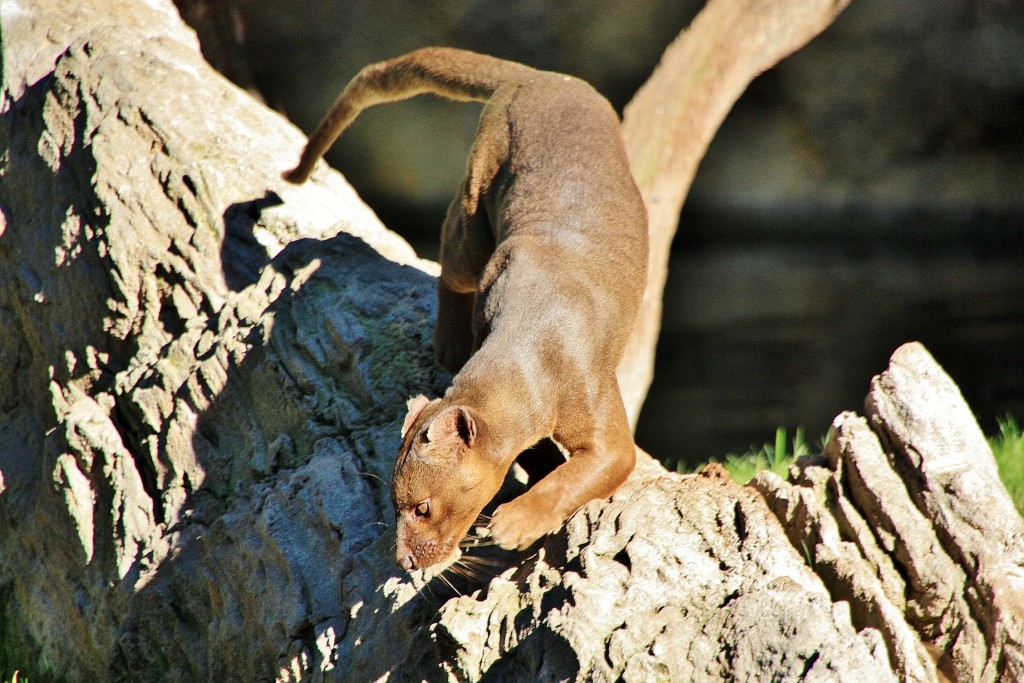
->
xmin=360 ymin=472 xmax=388 ymax=485
xmin=437 ymin=571 xmax=463 ymax=597
xmin=458 ymin=555 xmax=505 ymax=568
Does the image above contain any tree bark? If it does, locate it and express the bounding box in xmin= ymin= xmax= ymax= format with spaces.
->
xmin=1 ymin=2 xmax=1021 ymax=682
xmin=616 ymin=0 xmax=854 ymax=427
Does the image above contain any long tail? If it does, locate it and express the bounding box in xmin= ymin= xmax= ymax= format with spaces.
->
xmin=282 ymin=47 xmax=538 ymax=183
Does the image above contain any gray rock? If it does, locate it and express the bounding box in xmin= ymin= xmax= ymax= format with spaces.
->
xmin=755 ymin=343 xmax=1024 ymax=683
xmin=1 ymin=2 xmax=1020 ymax=682
xmin=1 ymin=0 xmax=433 ymax=678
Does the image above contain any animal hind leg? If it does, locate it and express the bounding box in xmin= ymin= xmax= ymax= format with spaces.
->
xmin=434 ymin=189 xmax=493 ymax=372
xmin=435 ymin=283 xmax=475 ymax=373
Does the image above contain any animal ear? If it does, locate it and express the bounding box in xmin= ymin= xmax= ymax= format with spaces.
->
xmin=426 ymin=406 xmax=477 ymax=448
xmin=401 ymin=395 xmax=431 ymax=437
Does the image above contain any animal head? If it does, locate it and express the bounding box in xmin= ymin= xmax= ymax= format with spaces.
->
xmin=391 ymin=395 xmax=503 ymax=572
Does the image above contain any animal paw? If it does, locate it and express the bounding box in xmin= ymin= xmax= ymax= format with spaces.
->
xmin=488 ymin=497 xmax=564 ymax=550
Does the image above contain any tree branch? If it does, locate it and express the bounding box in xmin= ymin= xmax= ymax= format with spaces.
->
xmin=617 ymin=0 xmax=854 ymax=426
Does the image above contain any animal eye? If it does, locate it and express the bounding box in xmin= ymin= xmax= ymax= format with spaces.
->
xmin=415 ymin=501 xmax=430 ymax=518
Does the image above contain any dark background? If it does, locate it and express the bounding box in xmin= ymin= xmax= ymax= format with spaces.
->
xmin=182 ymin=0 xmax=1024 ymax=464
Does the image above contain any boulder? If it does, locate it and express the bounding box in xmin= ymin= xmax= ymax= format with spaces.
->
xmin=754 ymin=343 xmax=1024 ymax=683
xmin=1 ymin=2 xmax=1021 ymax=682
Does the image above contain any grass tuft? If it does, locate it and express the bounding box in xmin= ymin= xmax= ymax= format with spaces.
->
xmin=721 ymin=426 xmax=811 ymax=484
xmin=674 ymin=426 xmax=813 ymax=484
xmin=683 ymin=415 xmax=1024 ymax=511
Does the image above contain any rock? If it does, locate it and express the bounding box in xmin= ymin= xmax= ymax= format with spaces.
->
xmin=1 ymin=0 xmax=435 ymax=678
xmin=272 ymin=456 xmax=898 ymax=683
xmin=754 ymin=342 xmax=1024 ymax=683
xmin=2 ymin=2 xmax=1022 ymax=682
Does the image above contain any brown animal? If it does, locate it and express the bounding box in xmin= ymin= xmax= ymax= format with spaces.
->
xmin=283 ymin=47 xmax=647 ymax=572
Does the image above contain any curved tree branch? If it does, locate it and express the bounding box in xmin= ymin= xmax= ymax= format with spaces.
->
xmin=617 ymin=0 xmax=854 ymax=426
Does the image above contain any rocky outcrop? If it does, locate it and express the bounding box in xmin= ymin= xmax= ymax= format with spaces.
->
xmin=754 ymin=343 xmax=1024 ymax=683
xmin=1 ymin=2 xmax=1022 ymax=682
xmin=1 ymin=0 xmax=436 ymax=678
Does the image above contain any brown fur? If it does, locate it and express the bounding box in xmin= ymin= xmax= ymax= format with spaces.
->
xmin=283 ymin=47 xmax=647 ymax=571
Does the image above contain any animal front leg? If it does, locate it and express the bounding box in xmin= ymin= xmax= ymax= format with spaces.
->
xmin=488 ymin=445 xmax=634 ymax=549
xmin=487 ymin=440 xmax=630 ymax=552
xmin=489 ymin=397 xmax=636 ymax=550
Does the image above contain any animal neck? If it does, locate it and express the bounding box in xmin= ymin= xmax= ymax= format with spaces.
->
xmin=444 ymin=345 xmax=552 ymax=465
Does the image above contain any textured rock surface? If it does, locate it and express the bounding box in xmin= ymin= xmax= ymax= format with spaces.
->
xmin=754 ymin=343 xmax=1024 ymax=683
xmin=1 ymin=0 xmax=438 ymax=678
xmin=2 ymin=3 xmax=1022 ymax=683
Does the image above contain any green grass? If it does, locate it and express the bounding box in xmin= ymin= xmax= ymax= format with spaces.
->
xmin=673 ymin=426 xmax=812 ymax=484
xmin=684 ymin=415 xmax=1024 ymax=513
xmin=991 ymin=414 xmax=1024 ymax=515
xmin=720 ymin=426 xmax=812 ymax=485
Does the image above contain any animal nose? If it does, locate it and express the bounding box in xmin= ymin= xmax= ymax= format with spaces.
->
xmin=397 ymin=552 xmax=418 ymax=571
